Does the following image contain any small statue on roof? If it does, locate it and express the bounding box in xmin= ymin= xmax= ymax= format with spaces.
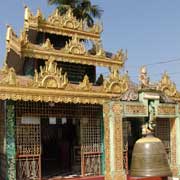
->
xmin=139 ymin=65 xmax=150 ymax=89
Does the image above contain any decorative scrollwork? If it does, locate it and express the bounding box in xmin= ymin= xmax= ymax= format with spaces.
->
xmin=94 ymin=40 xmax=106 ymax=57
xmin=79 ymin=75 xmax=92 ymax=91
xmin=157 ymin=104 xmax=176 ymax=116
xmin=19 ymin=31 xmax=29 ymax=47
xmin=0 ymin=62 xmax=17 ymax=86
xmin=112 ymin=49 xmax=128 ymax=64
xmin=157 ymin=72 xmax=177 ymax=97
xmin=64 ymin=34 xmax=86 ymax=55
xmin=24 ymin=6 xmax=101 ymax=41
xmin=42 ymin=38 xmax=54 ymax=50
xmin=104 ymin=67 xmax=128 ymax=94
xmin=32 ymin=57 xmax=68 ymax=89
xmin=88 ymin=23 xmax=103 ymax=34
xmin=47 ymin=8 xmax=83 ymax=30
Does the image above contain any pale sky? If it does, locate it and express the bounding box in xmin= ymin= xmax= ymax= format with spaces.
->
xmin=0 ymin=0 xmax=180 ymax=88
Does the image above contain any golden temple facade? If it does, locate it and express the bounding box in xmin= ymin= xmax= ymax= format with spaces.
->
xmin=0 ymin=6 xmax=180 ymax=180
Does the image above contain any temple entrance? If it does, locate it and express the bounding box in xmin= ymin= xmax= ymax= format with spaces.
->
xmin=15 ymin=101 xmax=103 ymax=180
xmin=41 ymin=117 xmax=80 ymax=179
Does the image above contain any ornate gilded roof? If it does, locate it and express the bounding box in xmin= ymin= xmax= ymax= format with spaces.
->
xmin=24 ymin=6 xmax=102 ymax=41
xmin=121 ymin=67 xmax=180 ymax=102
xmin=157 ymin=71 xmax=180 ymax=101
xmin=138 ymin=66 xmax=180 ymax=102
xmin=0 ymin=57 xmax=129 ymax=104
xmin=6 ymin=26 xmax=127 ymax=68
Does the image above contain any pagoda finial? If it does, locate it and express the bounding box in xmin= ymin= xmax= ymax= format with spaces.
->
xmin=36 ymin=8 xmax=43 ymax=19
xmin=24 ymin=5 xmax=31 ymax=21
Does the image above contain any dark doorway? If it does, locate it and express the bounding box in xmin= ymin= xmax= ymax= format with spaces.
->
xmin=41 ymin=117 xmax=80 ymax=179
xmin=123 ymin=118 xmax=142 ymax=171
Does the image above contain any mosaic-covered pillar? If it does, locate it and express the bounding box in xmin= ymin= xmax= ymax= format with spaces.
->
xmin=103 ymin=100 xmax=125 ymax=180
xmin=112 ymin=101 xmax=125 ymax=180
xmin=100 ymin=114 xmax=105 ymax=175
xmin=170 ymin=118 xmax=178 ymax=176
xmin=6 ymin=101 xmax=16 ymax=180
xmin=103 ymin=102 xmax=111 ymax=180
xmin=176 ymin=107 xmax=180 ymax=176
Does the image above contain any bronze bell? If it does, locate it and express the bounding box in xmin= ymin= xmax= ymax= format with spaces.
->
xmin=130 ymin=135 xmax=172 ymax=177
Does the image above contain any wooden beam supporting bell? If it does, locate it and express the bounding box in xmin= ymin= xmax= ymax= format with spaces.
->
xmin=130 ymin=135 xmax=172 ymax=177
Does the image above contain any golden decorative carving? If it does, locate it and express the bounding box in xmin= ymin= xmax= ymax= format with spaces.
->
xmin=79 ymin=75 xmax=92 ymax=91
xmin=6 ymin=26 xmax=21 ymax=54
xmin=47 ymin=8 xmax=83 ymax=30
xmin=24 ymin=6 xmax=100 ymax=41
xmin=7 ymin=27 xmax=125 ymax=68
xmin=88 ymin=23 xmax=103 ymax=34
xmin=64 ymin=34 xmax=86 ymax=55
xmin=22 ymin=40 xmax=124 ymax=68
xmin=112 ymin=49 xmax=128 ymax=64
xmin=36 ymin=8 xmax=44 ymax=20
xmin=24 ymin=6 xmax=33 ymax=21
xmin=114 ymin=111 xmax=123 ymax=171
xmin=125 ymin=103 xmax=147 ymax=115
xmin=0 ymin=86 xmax=109 ymax=104
xmin=0 ymin=61 xmax=9 ymax=74
xmin=104 ymin=67 xmax=128 ymax=94
xmin=157 ymin=104 xmax=176 ymax=116
xmin=157 ymin=72 xmax=177 ymax=97
xmin=19 ymin=31 xmax=28 ymax=47
xmin=42 ymin=38 xmax=54 ymax=49
xmin=32 ymin=57 xmax=68 ymax=89
xmin=112 ymin=102 xmax=125 ymax=179
xmin=112 ymin=103 xmax=123 ymax=115
xmin=94 ymin=40 xmax=106 ymax=57
xmin=0 ymin=64 xmax=17 ymax=86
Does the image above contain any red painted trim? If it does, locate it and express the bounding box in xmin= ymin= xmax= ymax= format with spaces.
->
xmin=127 ymin=175 xmax=168 ymax=180
xmin=46 ymin=176 xmax=104 ymax=180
